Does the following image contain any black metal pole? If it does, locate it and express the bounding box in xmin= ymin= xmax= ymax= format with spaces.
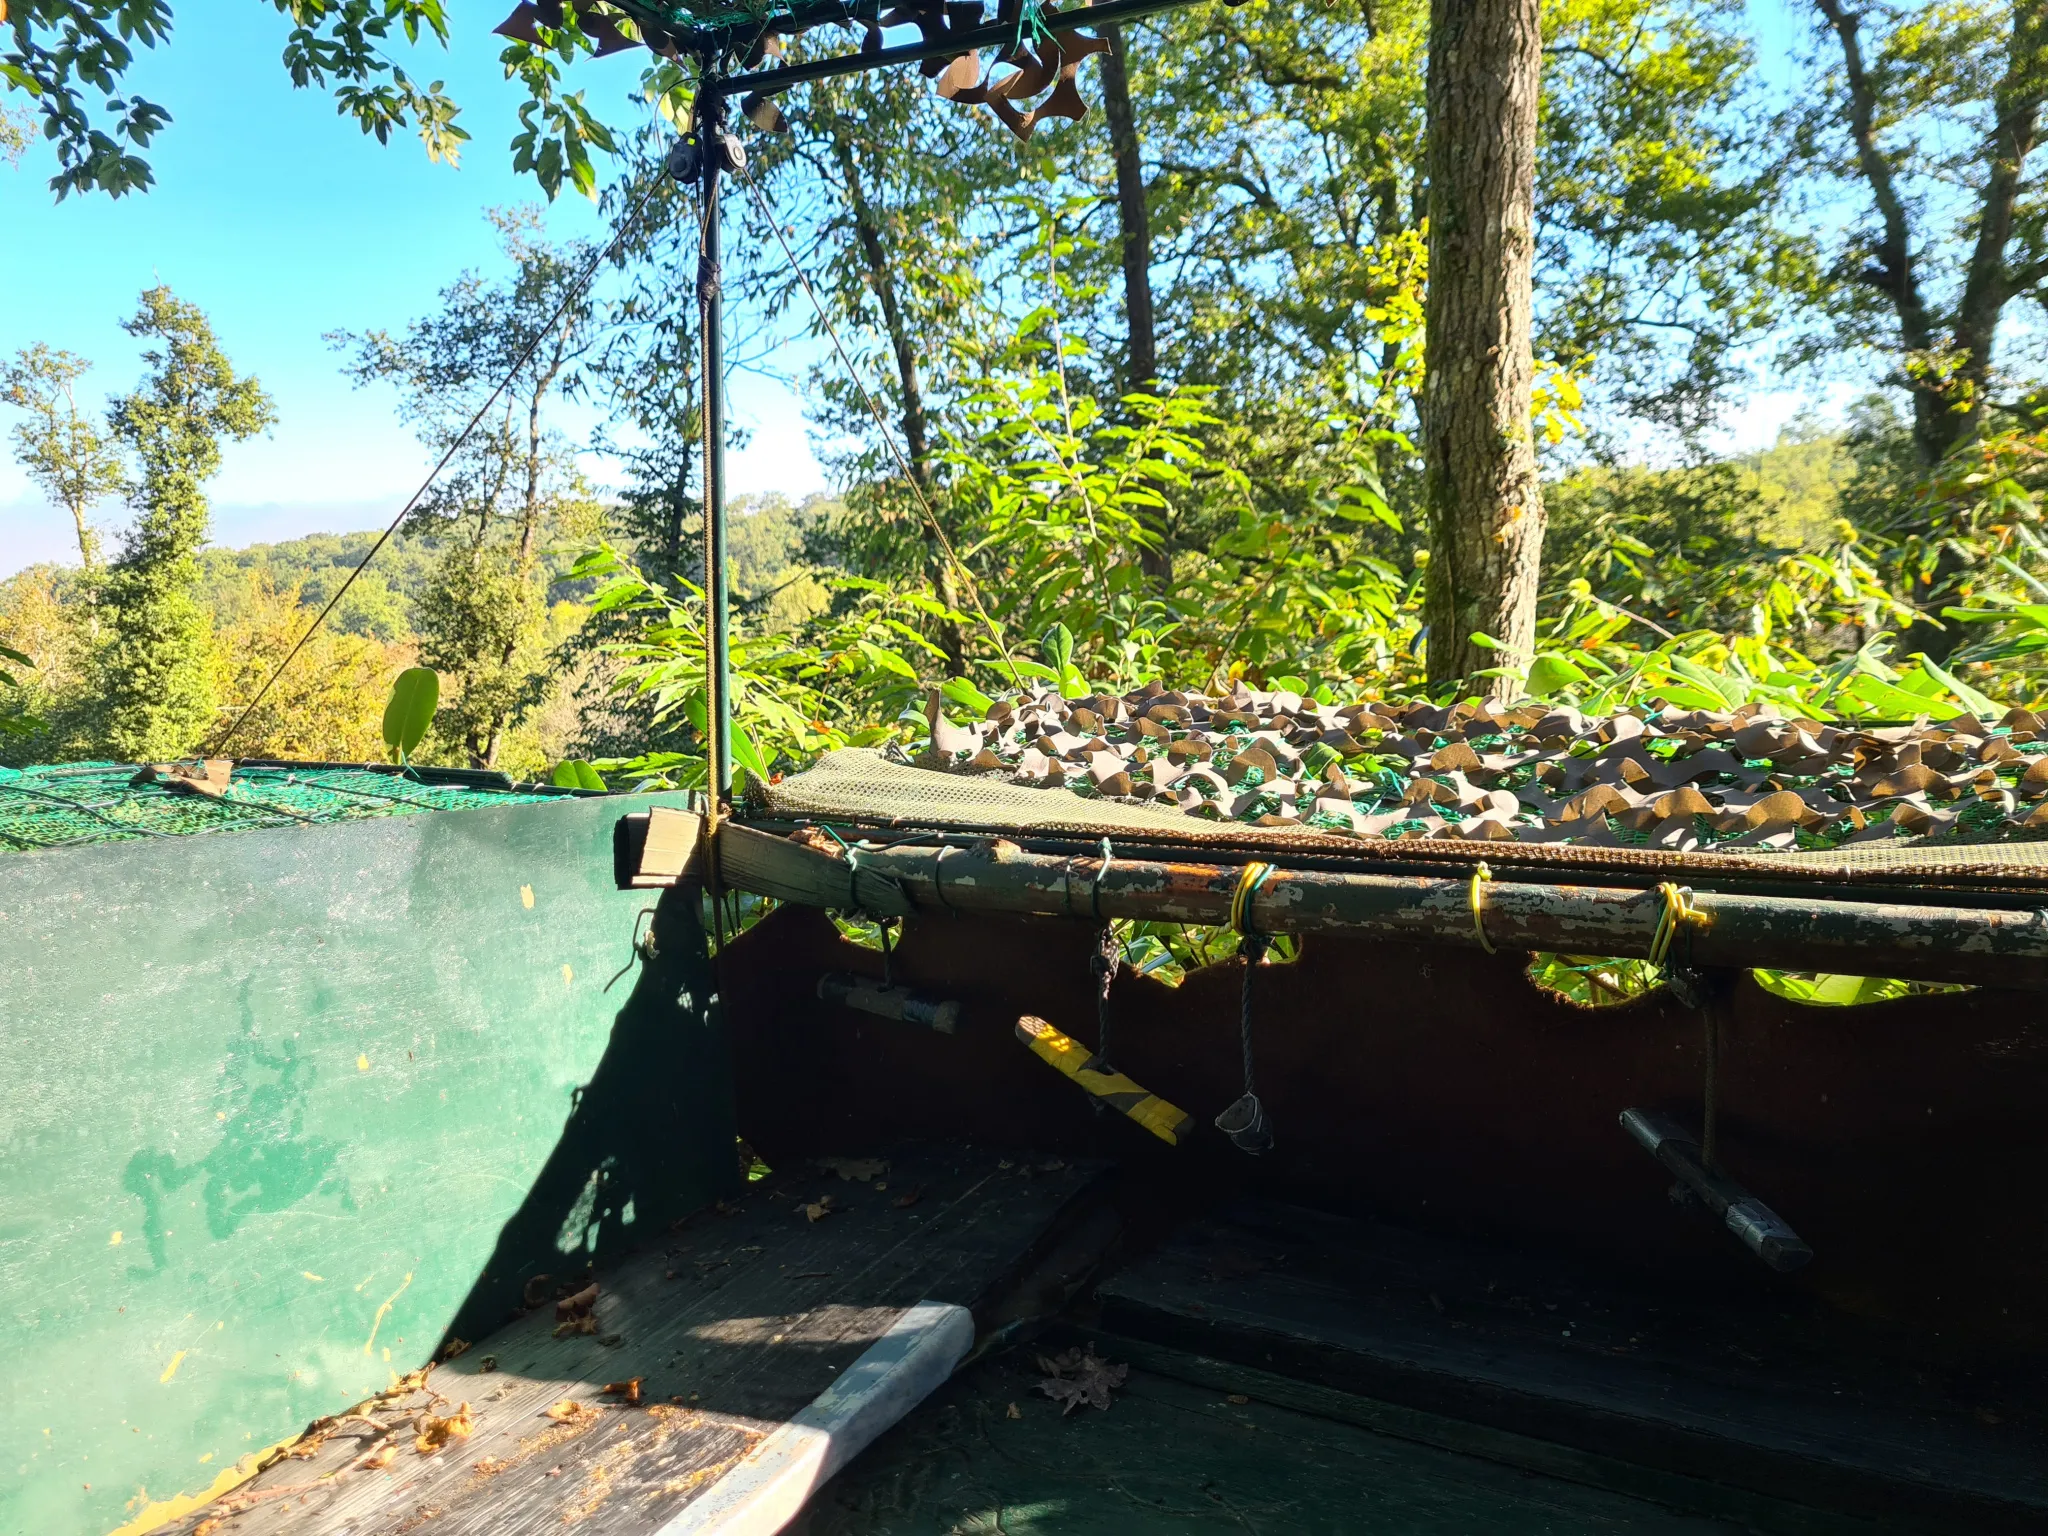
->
xmin=697 ymin=79 xmax=733 ymax=802
xmin=717 ymin=0 xmax=1206 ymax=97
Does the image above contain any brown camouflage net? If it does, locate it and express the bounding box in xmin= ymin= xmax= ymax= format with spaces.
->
xmin=915 ymin=681 xmax=2048 ymax=855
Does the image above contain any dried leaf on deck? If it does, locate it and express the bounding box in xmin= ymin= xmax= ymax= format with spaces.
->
xmin=891 ymin=1186 xmax=923 ymax=1208
xmin=555 ymin=1282 xmax=599 ymax=1320
xmin=545 ymin=1399 xmax=600 ymax=1424
xmin=414 ymin=1404 xmax=474 ymax=1455
xmin=601 ymin=1377 xmax=643 ymax=1405
xmin=803 ymin=1195 xmax=838 ymax=1222
xmin=1034 ymin=1345 xmax=1129 ymax=1415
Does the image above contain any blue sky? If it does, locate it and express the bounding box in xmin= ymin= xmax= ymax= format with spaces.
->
xmin=3 ymin=0 xmax=1837 ymax=577
xmin=0 ymin=2 xmax=826 ymax=575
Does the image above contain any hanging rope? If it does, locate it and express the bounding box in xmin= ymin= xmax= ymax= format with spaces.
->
xmin=1469 ymin=862 xmax=1496 ymax=954
xmin=732 ymin=154 xmax=1022 ymax=687
xmin=206 ymin=169 xmax=671 ymax=760
xmin=1091 ymin=919 xmax=1120 ymax=1083
xmin=1091 ymin=836 xmax=1119 ymax=1088
xmin=1216 ymin=861 xmax=1276 ymax=1153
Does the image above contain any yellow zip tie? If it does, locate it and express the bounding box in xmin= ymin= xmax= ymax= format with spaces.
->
xmin=1647 ymin=882 xmax=1709 ymax=967
xmin=1230 ymin=862 xmax=1276 ymax=934
xmin=1469 ymin=861 xmax=1496 ymax=954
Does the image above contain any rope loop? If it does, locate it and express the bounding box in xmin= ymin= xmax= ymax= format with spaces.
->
xmin=1648 ymin=882 xmax=1708 ymax=969
xmin=1469 ymin=862 xmax=1497 ymax=954
xmin=1230 ymin=861 xmax=1276 ymax=937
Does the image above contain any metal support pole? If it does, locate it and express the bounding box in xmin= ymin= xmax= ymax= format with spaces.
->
xmin=696 ymin=78 xmax=733 ymax=806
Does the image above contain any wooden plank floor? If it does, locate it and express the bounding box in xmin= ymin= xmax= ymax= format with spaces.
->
xmin=790 ymin=1347 xmax=1749 ymax=1536
xmin=1096 ymin=1204 xmax=2048 ymax=1534
xmin=161 ymin=1146 xmax=1101 ymax=1536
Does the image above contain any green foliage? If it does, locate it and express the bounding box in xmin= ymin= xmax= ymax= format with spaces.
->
xmin=3 ymin=0 xmax=465 ymax=199
xmin=2 ymin=344 xmax=125 ymax=569
xmin=1750 ymin=971 xmax=1968 ymax=1006
xmin=0 ymin=644 xmax=42 ymax=739
xmin=93 ymin=287 xmax=274 ymax=761
xmin=333 ymin=209 xmax=603 ymax=768
xmin=571 ymin=544 xmax=938 ymax=792
xmin=380 ymin=665 xmax=439 ymax=761
xmin=549 ymin=757 xmax=605 ymax=791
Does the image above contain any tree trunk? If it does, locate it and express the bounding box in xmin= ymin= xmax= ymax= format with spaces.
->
xmin=1952 ymin=2 xmax=2046 ymax=442
xmin=1099 ymin=25 xmax=1172 ymax=583
xmin=1817 ymin=0 xmax=2047 ymax=468
xmin=833 ymin=136 xmax=968 ymax=676
xmin=1421 ymin=0 xmax=1544 ymax=697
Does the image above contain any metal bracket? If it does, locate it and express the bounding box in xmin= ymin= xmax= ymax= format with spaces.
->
xmin=1620 ymin=1108 xmax=1813 ymax=1272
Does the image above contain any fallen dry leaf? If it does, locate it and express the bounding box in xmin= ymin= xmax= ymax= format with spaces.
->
xmin=1226 ymin=1394 xmax=1250 ymax=1405
xmin=1005 ymin=1402 xmax=1023 ymax=1420
xmin=552 ymin=1314 xmax=598 ymax=1338
xmin=479 ymin=1355 xmax=498 ymax=1373
xmin=803 ymin=1195 xmax=837 ymax=1222
xmin=473 ymin=1455 xmax=511 ymax=1476
xmin=414 ymin=1404 xmax=475 ymax=1455
xmin=545 ymin=1400 xmax=600 ymax=1425
xmin=356 ymin=1441 xmax=398 ymax=1470
xmin=602 ymin=1378 xmax=643 ymax=1405
xmin=1034 ymin=1346 xmax=1129 ymax=1415
xmin=891 ymin=1187 xmax=923 ymax=1209
xmin=440 ymin=1337 xmax=471 ymax=1361
xmin=555 ymin=1282 xmax=599 ymax=1320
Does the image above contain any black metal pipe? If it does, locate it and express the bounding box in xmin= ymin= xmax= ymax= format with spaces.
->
xmin=721 ymin=0 xmax=1209 ymax=96
xmin=697 ymin=82 xmax=733 ymax=797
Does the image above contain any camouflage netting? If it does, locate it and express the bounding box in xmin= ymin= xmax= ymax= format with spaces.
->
xmin=758 ymin=684 xmax=2048 ymax=889
xmin=0 ymin=761 xmax=582 ymax=854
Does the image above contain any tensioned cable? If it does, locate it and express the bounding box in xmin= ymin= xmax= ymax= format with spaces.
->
xmin=733 ymin=155 xmax=1022 ymax=687
xmin=205 ymin=170 xmax=673 ymax=760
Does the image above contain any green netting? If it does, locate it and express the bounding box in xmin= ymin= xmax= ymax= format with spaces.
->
xmin=0 ymin=762 xmax=584 ymax=854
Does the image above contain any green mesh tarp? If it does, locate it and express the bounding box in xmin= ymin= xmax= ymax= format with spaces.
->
xmin=0 ymin=762 xmax=584 ymax=853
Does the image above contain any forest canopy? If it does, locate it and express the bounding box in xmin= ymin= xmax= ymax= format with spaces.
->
xmin=3 ymin=0 xmax=2046 ymax=796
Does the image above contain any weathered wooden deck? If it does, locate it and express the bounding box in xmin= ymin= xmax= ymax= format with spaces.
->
xmin=159 ymin=1145 xmax=1103 ymax=1536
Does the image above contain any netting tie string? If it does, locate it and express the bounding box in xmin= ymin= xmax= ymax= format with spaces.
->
xmin=1230 ymin=861 xmax=1275 ymax=937
xmin=1469 ymin=862 xmax=1496 ymax=954
xmin=1648 ymin=883 xmax=1708 ymax=970
xmin=1091 ymin=836 xmax=1114 ymax=921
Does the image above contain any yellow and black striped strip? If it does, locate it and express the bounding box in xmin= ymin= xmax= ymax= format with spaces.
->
xmin=1014 ymin=1015 xmax=1194 ymax=1146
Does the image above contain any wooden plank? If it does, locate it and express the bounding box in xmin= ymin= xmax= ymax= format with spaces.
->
xmin=613 ymin=806 xmax=706 ymax=888
xmin=711 ymin=822 xmax=2048 ymax=988
xmin=1096 ymin=1205 xmax=2048 ymax=1534
xmin=155 ymin=1146 xmax=1103 ymax=1536
xmin=795 ymin=1348 xmax=1780 ymax=1535
xmin=1065 ymin=1332 xmax=1886 ymax=1536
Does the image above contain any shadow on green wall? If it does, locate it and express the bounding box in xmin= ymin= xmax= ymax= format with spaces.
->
xmin=121 ymin=982 xmax=356 ymax=1279
xmin=438 ymin=877 xmax=739 ymax=1347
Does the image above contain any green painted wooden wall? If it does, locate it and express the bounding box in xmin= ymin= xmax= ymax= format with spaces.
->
xmin=0 ymin=794 xmax=736 ymax=1536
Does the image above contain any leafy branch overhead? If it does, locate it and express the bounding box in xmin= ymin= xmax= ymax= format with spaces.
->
xmin=3 ymin=0 xmax=468 ymax=199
